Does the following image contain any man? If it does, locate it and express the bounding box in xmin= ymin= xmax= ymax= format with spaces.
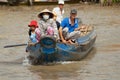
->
xmin=52 ymin=0 xmax=64 ymax=29
xmin=59 ymin=9 xmax=80 ymax=44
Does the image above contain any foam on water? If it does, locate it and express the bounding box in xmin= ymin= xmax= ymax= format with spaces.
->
xmin=22 ymin=55 xmax=30 ymax=66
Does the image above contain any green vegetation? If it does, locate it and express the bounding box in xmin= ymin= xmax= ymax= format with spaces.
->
xmin=112 ymin=0 xmax=120 ymax=3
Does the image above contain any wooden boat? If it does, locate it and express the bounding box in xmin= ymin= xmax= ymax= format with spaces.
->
xmin=26 ymin=26 xmax=97 ymax=65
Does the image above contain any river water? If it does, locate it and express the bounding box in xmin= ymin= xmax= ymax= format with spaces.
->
xmin=0 ymin=4 xmax=120 ymax=80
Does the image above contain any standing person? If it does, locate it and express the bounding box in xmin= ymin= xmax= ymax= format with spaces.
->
xmin=52 ymin=0 xmax=65 ymax=29
xmin=35 ymin=9 xmax=59 ymax=41
xmin=59 ymin=9 xmax=80 ymax=44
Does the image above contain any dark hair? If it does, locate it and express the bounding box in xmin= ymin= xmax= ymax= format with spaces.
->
xmin=28 ymin=29 xmax=32 ymax=36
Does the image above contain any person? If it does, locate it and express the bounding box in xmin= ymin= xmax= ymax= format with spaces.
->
xmin=52 ymin=0 xmax=65 ymax=29
xmin=35 ymin=9 xmax=59 ymax=41
xmin=52 ymin=11 xmax=61 ymax=30
xmin=59 ymin=9 xmax=80 ymax=44
xmin=28 ymin=20 xmax=38 ymax=46
xmin=26 ymin=20 xmax=39 ymax=53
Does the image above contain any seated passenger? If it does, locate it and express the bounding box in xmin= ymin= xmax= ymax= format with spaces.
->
xmin=35 ymin=9 xmax=59 ymax=41
xmin=28 ymin=20 xmax=38 ymax=46
xmin=59 ymin=9 xmax=80 ymax=44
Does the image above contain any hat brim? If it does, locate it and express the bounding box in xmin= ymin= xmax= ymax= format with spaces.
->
xmin=58 ymin=3 xmax=64 ymax=4
xmin=28 ymin=25 xmax=38 ymax=28
xmin=38 ymin=12 xmax=54 ymax=19
xmin=71 ymin=12 xmax=77 ymax=14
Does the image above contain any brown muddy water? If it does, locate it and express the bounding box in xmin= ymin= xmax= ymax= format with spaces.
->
xmin=0 ymin=4 xmax=120 ymax=80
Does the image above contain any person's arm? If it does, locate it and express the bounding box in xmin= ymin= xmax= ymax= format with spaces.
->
xmin=74 ymin=18 xmax=80 ymax=31
xmin=38 ymin=20 xmax=44 ymax=37
xmin=59 ymin=27 xmax=67 ymax=43
xmin=52 ymin=8 xmax=57 ymax=20
xmin=35 ymin=28 xmax=41 ymax=42
xmin=28 ymin=38 xmax=35 ymax=46
xmin=75 ymin=25 xmax=86 ymax=31
xmin=51 ymin=19 xmax=59 ymax=39
xmin=59 ymin=18 xmax=68 ymax=43
xmin=52 ymin=8 xmax=56 ymax=13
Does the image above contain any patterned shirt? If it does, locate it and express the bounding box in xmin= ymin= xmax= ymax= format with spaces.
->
xmin=38 ymin=19 xmax=59 ymax=39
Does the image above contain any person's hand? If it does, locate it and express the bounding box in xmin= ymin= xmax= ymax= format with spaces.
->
xmin=81 ymin=25 xmax=86 ymax=29
xmin=62 ymin=39 xmax=67 ymax=44
xmin=28 ymin=43 xmax=35 ymax=46
xmin=67 ymin=40 xmax=75 ymax=44
xmin=74 ymin=28 xmax=77 ymax=31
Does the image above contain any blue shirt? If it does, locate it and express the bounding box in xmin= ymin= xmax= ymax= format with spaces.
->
xmin=30 ymin=33 xmax=37 ymax=43
xmin=61 ymin=17 xmax=79 ymax=33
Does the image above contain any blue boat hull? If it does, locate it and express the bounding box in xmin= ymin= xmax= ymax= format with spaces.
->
xmin=26 ymin=28 xmax=97 ymax=64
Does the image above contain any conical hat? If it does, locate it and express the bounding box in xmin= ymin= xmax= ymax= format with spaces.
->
xmin=38 ymin=9 xmax=54 ymax=18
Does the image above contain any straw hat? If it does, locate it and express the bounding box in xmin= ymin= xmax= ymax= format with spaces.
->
xmin=38 ymin=9 xmax=54 ymax=18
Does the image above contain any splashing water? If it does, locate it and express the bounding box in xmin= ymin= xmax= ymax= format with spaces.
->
xmin=22 ymin=55 xmax=30 ymax=66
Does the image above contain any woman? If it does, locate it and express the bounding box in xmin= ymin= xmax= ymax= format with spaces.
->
xmin=35 ymin=9 xmax=59 ymax=42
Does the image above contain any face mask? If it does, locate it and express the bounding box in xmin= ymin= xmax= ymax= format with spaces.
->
xmin=43 ymin=15 xmax=49 ymax=20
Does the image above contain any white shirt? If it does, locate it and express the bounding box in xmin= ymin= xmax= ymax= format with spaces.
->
xmin=53 ymin=7 xmax=64 ymax=23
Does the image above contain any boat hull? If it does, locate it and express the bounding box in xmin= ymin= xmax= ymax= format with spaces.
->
xmin=26 ymin=28 xmax=97 ymax=64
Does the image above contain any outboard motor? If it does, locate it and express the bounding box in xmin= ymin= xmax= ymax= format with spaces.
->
xmin=39 ymin=36 xmax=57 ymax=62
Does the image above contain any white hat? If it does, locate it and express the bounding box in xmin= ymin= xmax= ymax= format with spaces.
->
xmin=58 ymin=0 xmax=64 ymax=4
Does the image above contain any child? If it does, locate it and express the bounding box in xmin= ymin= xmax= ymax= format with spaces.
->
xmin=25 ymin=20 xmax=41 ymax=64
xmin=28 ymin=20 xmax=38 ymax=46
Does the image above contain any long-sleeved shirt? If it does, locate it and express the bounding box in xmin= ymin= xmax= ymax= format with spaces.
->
xmin=38 ymin=19 xmax=59 ymax=39
xmin=53 ymin=7 xmax=64 ymax=23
